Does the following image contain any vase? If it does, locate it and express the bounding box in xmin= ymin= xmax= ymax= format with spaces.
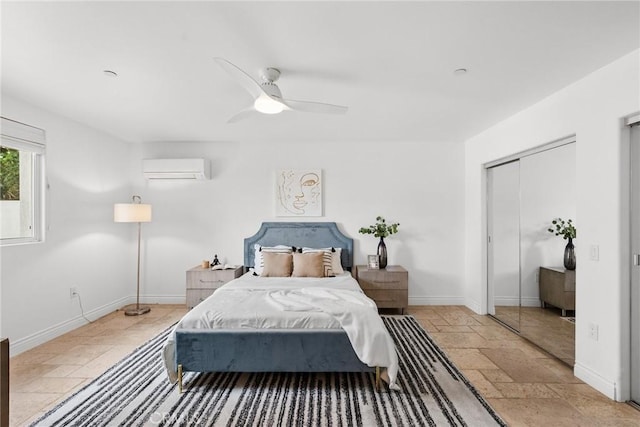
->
xmin=564 ymin=237 xmax=576 ymax=270
xmin=377 ymin=237 xmax=388 ymax=269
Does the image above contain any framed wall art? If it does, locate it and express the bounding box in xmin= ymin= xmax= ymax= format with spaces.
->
xmin=275 ymin=169 xmax=322 ymax=217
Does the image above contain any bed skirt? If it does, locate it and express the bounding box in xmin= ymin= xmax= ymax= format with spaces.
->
xmin=175 ymin=329 xmax=373 ymax=375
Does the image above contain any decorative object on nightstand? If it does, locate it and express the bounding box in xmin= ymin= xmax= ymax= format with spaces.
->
xmin=367 ymin=255 xmax=380 ymax=269
xmin=186 ymin=265 xmax=242 ymax=308
xmin=354 ymin=265 xmax=408 ymax=313
xmin=358 ymin=216 xmax=400 ymax=269
xmin=547 ymin=217 xmax=576 ymax=270
xmin=212 ymin=254 xmax=220 ymax=266
xmin=114 ymin=195 xmax=152 ymax=316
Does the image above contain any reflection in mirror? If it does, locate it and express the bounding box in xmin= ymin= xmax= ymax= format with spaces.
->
xmin=487 ymin=161 xmax=521 ymax=332
xmin=518 ymin=144 xmax=576 ymax=366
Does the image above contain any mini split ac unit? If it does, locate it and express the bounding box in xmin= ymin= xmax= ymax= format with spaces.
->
xmin=142 ymin=158 xmax=210 ymax=180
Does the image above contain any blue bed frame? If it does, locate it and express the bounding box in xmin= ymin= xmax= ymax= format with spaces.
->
xmin=175 ymin=222 xmax=377 ymax=392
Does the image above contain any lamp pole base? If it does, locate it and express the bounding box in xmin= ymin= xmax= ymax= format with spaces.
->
xmin=124 ymin=306 xmax=151 ymax=316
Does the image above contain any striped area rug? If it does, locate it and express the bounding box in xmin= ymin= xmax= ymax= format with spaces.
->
xmin=33 ymin=316 xmax=506 ymax=426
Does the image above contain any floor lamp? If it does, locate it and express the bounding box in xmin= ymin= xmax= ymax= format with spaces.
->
xmin=114 ymin=195 xmax=152 ymax=316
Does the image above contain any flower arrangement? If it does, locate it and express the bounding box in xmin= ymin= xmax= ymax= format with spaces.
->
xmin=547 ymin=218 xmax=576 ymax=240
xmin=359 ymin=216 xmax=400 ymax=238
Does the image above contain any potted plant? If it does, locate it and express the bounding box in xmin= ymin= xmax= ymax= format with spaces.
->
xmin=547 ymin=218 xmax=577 ymax=270
xmin=359 ymin=216 xmax=400 ymax=269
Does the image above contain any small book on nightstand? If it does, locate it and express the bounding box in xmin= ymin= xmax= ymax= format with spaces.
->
xmin=211 ymin=264 xmax=240 ymax=270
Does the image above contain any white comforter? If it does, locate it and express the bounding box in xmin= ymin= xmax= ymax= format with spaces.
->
xmin=162 ymin=272 xmax=399 ymax=389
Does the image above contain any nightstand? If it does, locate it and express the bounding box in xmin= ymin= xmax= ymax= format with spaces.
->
xmin=186 ymin=266 xmax=243 ymax=308
xmin=354 ymin=265 xmax=408 ymax=313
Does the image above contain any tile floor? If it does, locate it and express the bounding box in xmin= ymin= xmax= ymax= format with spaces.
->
xmin=7 ymin=305 xmax=640 ymax=426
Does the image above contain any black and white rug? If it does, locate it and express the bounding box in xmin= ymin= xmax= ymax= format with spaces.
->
xmin=33 ymin=316 xmax=506 ymax=426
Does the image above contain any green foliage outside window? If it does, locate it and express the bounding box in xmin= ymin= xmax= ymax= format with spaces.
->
xmin=0 ymin=146 xmax=20 ymax=200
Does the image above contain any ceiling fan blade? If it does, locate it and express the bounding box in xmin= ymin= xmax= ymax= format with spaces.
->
xmin=282 ymin=99 xmax=348 ymax=115
xmin=227 ymin=106 xmax=259 ymax=123
xmin=214 ymin=57 xmax=264 ymax=99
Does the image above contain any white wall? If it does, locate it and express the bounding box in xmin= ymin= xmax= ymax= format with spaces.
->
xmin=464 ymin=50 xmax=640 ymax=400
xmin=0 ymin=96 xmax=135 ymax=355
xmin=131 ymin=139 xmax=466 ymax=306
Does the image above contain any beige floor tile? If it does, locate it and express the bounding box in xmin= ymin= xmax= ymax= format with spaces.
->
xmin=416 ymin=318 xmax=439 ymax=333
xmin=43 ymin=364 xmax=83 ymax=378
xmin=493 ymin=382 xmax=560 ymax=398
xmin=41 ymin=352 xmax=101 ymax=366
xmin=10 ymin=392 xmax=61 ymax=426
xmin=548 ymin=384 xmax=640 ymax=419
xmin=470 ymin=325 xmax=523 ymax=341
xmin=440 ymin=312 xmax=484 ymax=326
xmin=14 ymin=376 xmax=86 ymax=394
xmin=480 ymin=348 xmax=564 ymax=383
xmin=487 ymin=397 xmax=594 ymax=426
xmin=9 ymin=351 xmax=58 ymax=367
xmin=433 ymin=325 xmax=475 ymax=333
xmin=428 ymin=332 xmax=491 ymax=348
xmin=535 ymin=358 xmax=583 ymax=384
xmin=444 ymin=348 xmax=500 ymax=370
xmin=479 ymin=369 xmax=514 ymax=383
xmin=461 ymin=369 xmax=504 ymax=398
xmin=10 ymin=364 xmax=59 ymax=388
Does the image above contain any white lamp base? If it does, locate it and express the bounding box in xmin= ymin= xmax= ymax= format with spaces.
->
xmin=124 ymin=306 xmax=151 ymax=316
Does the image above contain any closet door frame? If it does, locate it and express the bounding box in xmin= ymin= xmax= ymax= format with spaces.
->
xmin=628 ymin=115 xmax=640 ymax=405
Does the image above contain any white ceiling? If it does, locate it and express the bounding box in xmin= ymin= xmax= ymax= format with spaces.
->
xmin=2 ymin=1 xmax=638 ymax=144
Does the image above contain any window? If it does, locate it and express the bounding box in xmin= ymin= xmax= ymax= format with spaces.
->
xmin=0 ymin=117 xmax=45 ymax=245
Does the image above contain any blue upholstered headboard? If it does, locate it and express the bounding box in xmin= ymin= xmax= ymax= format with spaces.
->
xmin=244 ymin=222 xmax=354 ymax=270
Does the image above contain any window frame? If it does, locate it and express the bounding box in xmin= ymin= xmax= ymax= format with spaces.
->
xmin=0 ymin=117 xmax=46 ymax=246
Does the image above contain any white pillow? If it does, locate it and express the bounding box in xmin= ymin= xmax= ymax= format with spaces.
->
xmin=332 ymin=247 xmax=345 ymax=275
xmin=253 ymin=244 xmax=293 ymax=275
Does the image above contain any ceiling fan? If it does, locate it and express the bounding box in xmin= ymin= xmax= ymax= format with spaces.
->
xmin=214 ymin=57 xmax=348 ymax=123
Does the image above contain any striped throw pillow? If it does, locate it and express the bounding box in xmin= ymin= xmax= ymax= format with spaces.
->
xmin=301 ymin=247 xmax=335 ymax=277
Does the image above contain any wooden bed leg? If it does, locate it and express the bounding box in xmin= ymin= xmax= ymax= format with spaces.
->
xmin=375 ymin=367 xmax=381 ymax=391
xmin=177 ymin=364 xmax=183 ymax=393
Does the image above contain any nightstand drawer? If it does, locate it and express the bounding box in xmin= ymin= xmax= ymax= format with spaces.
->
xmin=186 ymin=267 xmax=243 ymax=289
xmin=362 ymin=290 xmax=408 ymax=309
xmin=357 ymin=267 xmax=408 ymax=290
xmin=358 ymin=277 xmax=407 ymax=290
xmin=186 ymin=289 xmax=215 ymax=308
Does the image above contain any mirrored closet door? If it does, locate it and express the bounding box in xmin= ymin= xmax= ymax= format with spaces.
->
xmin=487 ymin=141 xmax=576 ymax=365
xmin=487 ymin=160 xmax=521 ymax=331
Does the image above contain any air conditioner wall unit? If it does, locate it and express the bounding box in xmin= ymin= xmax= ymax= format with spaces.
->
xmin=142 ymin=158 xmax=210 ymax=180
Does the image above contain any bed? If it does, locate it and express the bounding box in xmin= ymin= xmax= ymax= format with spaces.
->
xmin=162 ymin=222 xmax=399 ymax=392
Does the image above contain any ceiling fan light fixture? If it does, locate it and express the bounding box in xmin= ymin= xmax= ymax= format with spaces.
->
xmin=254 ymin=95 xmax=284 ymax=114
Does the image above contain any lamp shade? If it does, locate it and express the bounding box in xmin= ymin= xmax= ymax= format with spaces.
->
xmin=114 ymin=203 xmax=152 ymax=223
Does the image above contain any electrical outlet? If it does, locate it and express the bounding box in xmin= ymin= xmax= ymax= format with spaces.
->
xmin=70 ymin=287 xmax=78 ymax=299
xmin=588 ymin=323 xmax=599 ymax=341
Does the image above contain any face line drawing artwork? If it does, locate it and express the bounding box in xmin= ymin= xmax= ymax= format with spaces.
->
xmin=276 ymin=169 xmax=322 ymax=216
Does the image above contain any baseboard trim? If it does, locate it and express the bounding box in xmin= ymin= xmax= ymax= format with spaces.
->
xmin=10 ymin=296 xmax=130 ymax=357
xmin=574 ymin=362 xmax=617 ymax=400
xmin=409 ymin=296 xmax=466 ymax=306
xmin=140 ymin=294 xmax=186 ymax=305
